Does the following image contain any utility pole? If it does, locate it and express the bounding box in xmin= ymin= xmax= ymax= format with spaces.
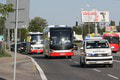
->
xmin=94 ymin=9 xmax=98 ymax=35
xmin=13 ymin=0 xmax=18 ymax=80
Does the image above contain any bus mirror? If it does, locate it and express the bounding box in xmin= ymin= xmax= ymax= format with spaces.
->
xmin=73 ymin=44 xmax=78 ymax=50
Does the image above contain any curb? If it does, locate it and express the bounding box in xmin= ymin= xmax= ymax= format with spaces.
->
xmin=28 ymin=56 xmax=48 ymax=80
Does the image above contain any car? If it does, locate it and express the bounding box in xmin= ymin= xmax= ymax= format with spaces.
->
xmin=10 ymin=43 xmax=21 ymax=52
xmin=80 ymin=37 xmax=113 ymax=68
xmin=19 ymin=42 xmax=27 ymax=53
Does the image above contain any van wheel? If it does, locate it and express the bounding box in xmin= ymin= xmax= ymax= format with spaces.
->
xmin=80 ymin=58 xmax=87 ymax=68
xmin=109 ymin=64 xmax=113 ymax=68
xmin=45 ymin=55 xmax=51 ymax=59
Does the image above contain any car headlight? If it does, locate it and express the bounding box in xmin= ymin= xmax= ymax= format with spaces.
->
xmin=86 ymin=53 xmax=92 ymax=56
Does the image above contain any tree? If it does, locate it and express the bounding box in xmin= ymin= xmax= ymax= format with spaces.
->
xmin=109 ymin=20 xmax=115 ymax=26
xmin=0 ymin=3 xmax=14 ymax=52
xmin=28 ymin=17 xmax=48 ymax=32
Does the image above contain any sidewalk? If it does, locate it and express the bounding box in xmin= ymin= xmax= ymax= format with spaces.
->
xmin=0 ymin=50 xmax=41 ymax=80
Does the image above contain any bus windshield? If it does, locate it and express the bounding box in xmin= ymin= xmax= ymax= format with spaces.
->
xmin=86 ymin=40 xmax=109 ymax=49
xmin=50 ymin=28 xmax=72 ymax=45
xmin=30 ymin=34 xmax=43 ymax=43
xmin=104 ymin=36 xmax=119 ymax=44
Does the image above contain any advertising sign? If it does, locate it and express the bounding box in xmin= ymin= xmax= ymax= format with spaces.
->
xmin=81 ymin=10 xmax=109 ymax=22
xmin=105 ymin=26 xmax=117 ymax=32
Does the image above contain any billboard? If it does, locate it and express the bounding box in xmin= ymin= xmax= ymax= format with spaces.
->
xmin=105 ymin=26 xmax=117 ymax=32
xmin=81 ymin=10 xmax=109 ymax=22
xmin=6 ymin=0 xmax=30 ymax=29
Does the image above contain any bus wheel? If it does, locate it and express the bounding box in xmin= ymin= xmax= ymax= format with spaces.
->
xmin=45 ymin=55 xmax=48 ymax=58
xmin=45 ymin=55 xmax=51 ymax=59
xmin=68 ymin=56 xmax=72 ymax=59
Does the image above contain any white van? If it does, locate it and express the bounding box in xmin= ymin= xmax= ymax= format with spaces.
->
xmin=80 ymin=37 xmax=113 ymax=67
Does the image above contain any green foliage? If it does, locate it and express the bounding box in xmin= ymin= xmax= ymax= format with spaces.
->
xmin=73 ymin=26 xmax=82 ymax=35
xmin=20 ymin=28 xmax=29 ymax=42
xmin=0 ymin=17 xmax=5 ymax=35
xmin=117 ymin=26 xmax=120 ymax=32
xmin=28 ymin=17 xmax=48 ymax=32
xmin=0 ymin=50 xmax=11 ymax=57
xmin=109 ymin=20 xmax=115 ymax=26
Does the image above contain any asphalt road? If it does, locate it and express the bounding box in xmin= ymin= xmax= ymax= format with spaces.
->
xmin=30 ymin=50 xmax=120 ymax=80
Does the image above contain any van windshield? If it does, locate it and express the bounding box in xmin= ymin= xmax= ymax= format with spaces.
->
xmin=86 ymin=40 xmax=109 ymax=49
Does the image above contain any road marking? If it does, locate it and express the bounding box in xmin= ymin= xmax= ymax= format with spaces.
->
xmin=30 ymin=57 xmax=48 ymax=80
xmin=114 ymin=60 xmax=120 ymax=63
xmin=93 ymin=69 xmax=101 ymax=72
xmin=108 ymin=74 xmax=119 ymax=80
xmin=74 ymin=61 xmax=79 ymax=64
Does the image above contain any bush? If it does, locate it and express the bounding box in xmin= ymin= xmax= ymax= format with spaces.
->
xmin=0 ymin=50 xmax=11 ymax=57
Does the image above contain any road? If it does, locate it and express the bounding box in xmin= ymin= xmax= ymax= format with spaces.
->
xmin=30 ymin=51 xmax=120 ymax=80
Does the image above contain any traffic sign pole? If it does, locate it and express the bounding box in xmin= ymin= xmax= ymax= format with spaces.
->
xmin=13 ymin=0 xmax=18 ymax=80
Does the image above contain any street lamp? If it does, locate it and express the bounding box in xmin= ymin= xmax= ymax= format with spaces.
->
xmin=81 ymin=8 xmax=84 ymax=39
xmin=86 ymin=5 xmax=90 ymax=34
xmin=86 ymin=5 xmax=98 ymax=35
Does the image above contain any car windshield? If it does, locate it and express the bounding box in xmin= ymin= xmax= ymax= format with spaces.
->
xmin=105 ymin=36 xmax=119 ymax=44
xmin=86 ymin=40 xmax=109 ymax=49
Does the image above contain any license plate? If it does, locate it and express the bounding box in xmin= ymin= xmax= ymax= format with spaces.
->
xmin=96 ymin=61 xmax=103 ymax=64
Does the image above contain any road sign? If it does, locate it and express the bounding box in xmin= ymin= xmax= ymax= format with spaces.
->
xmin=6 ymin=0 xmax=30 ymax=29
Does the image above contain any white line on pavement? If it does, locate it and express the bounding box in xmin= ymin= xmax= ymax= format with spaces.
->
xmin=93 ymin=69 xmax=101 ymax=72
xmin=108 ymin=74 xmax=119 ymax=80
xmin=30 ymin=57 xmax=48 ymax=80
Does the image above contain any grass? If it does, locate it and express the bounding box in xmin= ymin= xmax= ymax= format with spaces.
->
xmin=0 ymin=50 xmax=11 ymax=58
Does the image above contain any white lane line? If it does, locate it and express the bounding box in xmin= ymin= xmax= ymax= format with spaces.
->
xmin=30 ymin=57 xmax=48 ymax=80
xmin=93 ymin=69 xmax=101 ymax=72
xmin=108 ymin=74 xmax=119 ymax=80
xmin=114 ymin=60 xmax=120 ymax=63
xmin=74 ymin=61 xmax=79 ymax=64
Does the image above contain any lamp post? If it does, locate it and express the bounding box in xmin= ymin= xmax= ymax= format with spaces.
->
xmin=94 ymin=9 xmax=98 ymax=35
xmin=81 ymin=8 xmax=84 ymax=39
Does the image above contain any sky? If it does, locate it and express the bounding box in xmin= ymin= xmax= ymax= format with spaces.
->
xmin=1 ymin=0 xmax=120 ymax=26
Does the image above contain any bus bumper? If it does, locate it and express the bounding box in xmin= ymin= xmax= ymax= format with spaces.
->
xmin=49 ymin=52 xmax=74 ymax=57
xmin=31 ymin=49 xmax=43 ymax=53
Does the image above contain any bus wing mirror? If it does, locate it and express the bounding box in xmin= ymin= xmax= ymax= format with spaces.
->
xmin=73 ymin=44 xmax=78 ymax=50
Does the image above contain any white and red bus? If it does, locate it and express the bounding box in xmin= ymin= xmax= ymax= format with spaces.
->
xmin=26 ymin=32 xmax=43 ymax=54
xmin=103 ymin=33 xmax=119 ymax=53
xmin=43 ymin=25 xmax=75 ymax=58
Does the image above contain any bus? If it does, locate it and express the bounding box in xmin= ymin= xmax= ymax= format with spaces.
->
xmin=43 ymin=25 xmax=74 ymax=58
xmin=103 ymin=33 xmax=119 ymax=52
xmin=26 ymin=32 xmax=43 ymax=54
